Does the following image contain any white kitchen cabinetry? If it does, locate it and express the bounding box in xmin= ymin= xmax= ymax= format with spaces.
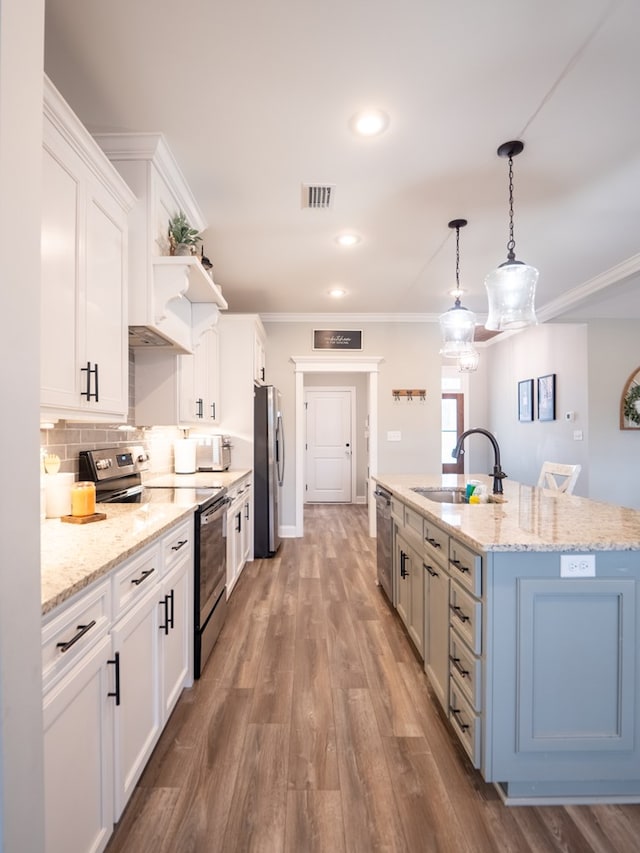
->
xmin=226 ymin=474 xmax=252 ymax=597
xmin=42 ymin=516 xmax=194 ymax=852
xmin=218 ymin=314 xmax=268 ymax=469
xmin=41 ymin=76 xmax=135 ymax=423
xmin=422 ymin=517 xmax=450 ymax=712
xmin=42 ymin=581 xmax=114 ymax=853
xmin=135 ymin=310 xmax=220 ymax=428
xmin=110 ymin=547 xmax=162 ymax=819
xmin=393 ymin=505 xmax=425 ymax=658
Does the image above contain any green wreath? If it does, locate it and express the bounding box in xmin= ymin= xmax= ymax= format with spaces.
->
xmin=623 ymin=383 xmax=640 ymax=425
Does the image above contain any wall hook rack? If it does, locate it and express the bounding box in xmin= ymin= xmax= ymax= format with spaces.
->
xmin=392 ymin=389 xmax=426 ymax=402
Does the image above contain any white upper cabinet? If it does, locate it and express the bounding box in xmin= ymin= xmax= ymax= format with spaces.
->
xmin=41 ymin=76 xmax=135 ymax=422
xmin=94 ymin=133 xmax=226 ymax=354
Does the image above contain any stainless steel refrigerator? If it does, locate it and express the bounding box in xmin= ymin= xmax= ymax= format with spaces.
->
xmin=254 ymin=385 xmax=285 ymax=557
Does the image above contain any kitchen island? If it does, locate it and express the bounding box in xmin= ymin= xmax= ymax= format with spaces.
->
xmin=374 ymin=473 xmax=640 ymax=805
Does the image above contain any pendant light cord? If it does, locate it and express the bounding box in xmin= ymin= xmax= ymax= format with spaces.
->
xmin=507 ymin=155 xmax=516 ymax=261
xmin=454 ymin=224 xmax=461 ymax=307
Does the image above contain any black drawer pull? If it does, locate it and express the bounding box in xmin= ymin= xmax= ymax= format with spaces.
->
xmin=450 ymin=558 xmax=470 ymax=574
xmin=451 ymin=707 xmax=470 ymax=732
xmin=424 ymin=563 xmax=439 ymax=578
xmin=131 ymin=567 xmax=155 ymax=586
xmin=400 ymin=551 xmax=409 ymax=578
xmin=56 ymin=620 xmax=96 ymax=653
xmin=450 ymin=656 xmax=470 ymax=678
xmin=168 ymin=588 xmax=175 ymax=630
xmin=426 ymin=537 xmax=441 ymax=549
xmin=171 ymin=539 xmax=187 ymax=552
xmin=159 ymin=595 xmax=170 ymax=635
xmin=450 ymin=604 xmax=470 ymax=623
xmin=107 ymin=652 xmax=120 ymax=706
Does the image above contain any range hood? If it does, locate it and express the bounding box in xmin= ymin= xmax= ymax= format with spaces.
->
xmin=93 ymin=132 xmax=227 ymax=354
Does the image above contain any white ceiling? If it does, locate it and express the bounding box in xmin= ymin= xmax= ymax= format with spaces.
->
xmin=43 ymin=0 xmax=640 ymax=322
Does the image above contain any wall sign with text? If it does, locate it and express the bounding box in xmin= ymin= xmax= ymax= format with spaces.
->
xmin=313 ymin=329 xmax=363 ymax=351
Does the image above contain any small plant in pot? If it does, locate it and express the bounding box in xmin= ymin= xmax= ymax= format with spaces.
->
xmin=168 ymin=211 xmax=202 ymax=256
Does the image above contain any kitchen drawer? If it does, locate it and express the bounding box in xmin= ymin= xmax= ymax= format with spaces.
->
xmin=113 ymin=543 xmax=160 ymax=619
xmin=449 ymin=538 xmax=482 ymax=597
xmin=404 ymin=505 xmax=424 ymax=540
xmin=449 ymin=628 xmax=482 ymax=712
xmin=449 ymin=580 xmax=482 ymax=655
xmin=162 ymin=518 xmax=192 ymax=572
xmin=423 ymin=519 xmax=449 ymax=569
xmin=449 ymin=679 xmax=481 ymax=768
xmin=42 ymin=578 xmax=111 ymax=692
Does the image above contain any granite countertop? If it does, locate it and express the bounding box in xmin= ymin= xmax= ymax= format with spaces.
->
xmin=41 ymin=503 xmax=194 ymax=616
xmin=41 ymin=469 xmax=252 ymax=617
xmin=143 ymin=468 xmax=251 ymax=490
xmin=374 ymin=473 xmax=640 ymax=553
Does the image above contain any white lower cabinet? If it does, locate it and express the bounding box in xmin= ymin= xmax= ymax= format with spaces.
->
xmin=43 ymin=634 xmax=114 ymax=853
xmin=111 ymin=579 xmax=161 ymax=819
xmin=42 ymin=516 xmax=194 ymax=853
xmin=226 ymin=475 xmax=252 ymax=597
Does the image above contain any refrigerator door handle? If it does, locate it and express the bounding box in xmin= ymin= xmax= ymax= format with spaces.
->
xmin=276 ymin=412 xmax=285 ymax=486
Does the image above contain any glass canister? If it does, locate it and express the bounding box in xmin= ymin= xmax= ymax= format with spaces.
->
xmin=71 ymin=481 xmax=96 ymax=517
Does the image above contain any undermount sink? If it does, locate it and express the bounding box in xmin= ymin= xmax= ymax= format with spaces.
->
xmin=411 ymin=487 xmax=467 ymax=504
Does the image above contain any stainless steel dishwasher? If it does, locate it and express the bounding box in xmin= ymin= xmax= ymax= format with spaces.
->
xmin=373 ymin=486 xmax=393 ymax=603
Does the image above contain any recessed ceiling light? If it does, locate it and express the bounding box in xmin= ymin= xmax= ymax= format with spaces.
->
xmin=350 ymin=109 xmax=389 ymax=137
xmin=335 ymin=233 xmax=361 ymax=247
xmin=329 ymin=288 xmax=347 ymax=298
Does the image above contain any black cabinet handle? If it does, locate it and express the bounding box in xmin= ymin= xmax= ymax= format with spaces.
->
xmin=450 ymin=558 xmax=470 ymax=574
xmin=400 ymin=551 xmax=409 ymax=578
xmin=424 ymin=563 xmax=439 ymax=578
xmin=107 ymin=652 xmax=121 ymax=706
xmin=159 ymin=595 xmax=170 ymax=635
xmin=210 ymin=401 xmax=216 ymax=420
xmin=426 ymin=536 xmax=441 ymax=549
xmin=80 ymin=362 xmax=99 ymax=401
xmin=131 ymin=567 xmax=155 ymax=587
xmin=168 ymin=589 xmax=175 ymax=630
xmin=450 ymin=604 xmax=470 ymax=624
xmin=235 ymin=512 xmax=242 ymax=533
xmin=171 ymin=539 xmax=187 ymax=552
xmin=451 ymin=707 xmax=470 ymax=732
xmin=196 ymin=398 xmax=204 ymax=418
xmin=244 ymin=504 xmax=250 ymax=520
xmin=56 ymin=620 xmax=96 ymax=653
xmin=450 ymin=656 xmax=470 ymax=678
xmin=260 ymin=367 xmax=265 ymax=381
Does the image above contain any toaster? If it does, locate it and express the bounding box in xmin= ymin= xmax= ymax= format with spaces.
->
xmin=195 ymin=435 xmax=232 ymax=471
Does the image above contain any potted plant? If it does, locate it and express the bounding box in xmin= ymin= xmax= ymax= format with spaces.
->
xmin=168 ymin=211 xmax=202 ymax=256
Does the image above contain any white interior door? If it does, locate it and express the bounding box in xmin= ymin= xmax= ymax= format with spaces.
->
xmin=305 ymin=388 xmax=353 ymax=502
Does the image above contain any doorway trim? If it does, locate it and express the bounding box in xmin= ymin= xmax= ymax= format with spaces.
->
xmin=292 ymin=355 xmax=383 ymax=537
xmin=304 ymin=386 xmax=356 ymax=503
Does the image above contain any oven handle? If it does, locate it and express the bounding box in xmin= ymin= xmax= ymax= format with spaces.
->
xmin=201 ymin=497 xmax=230 ymax=525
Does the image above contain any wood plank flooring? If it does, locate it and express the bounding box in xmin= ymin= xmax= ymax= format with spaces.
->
xmin=106 ymin=504 xmax=640 ymax=853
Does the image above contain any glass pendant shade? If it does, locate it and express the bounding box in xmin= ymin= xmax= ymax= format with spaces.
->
xmin=439 ymin=302 xmax=476 ymax=357
xmin=458 ymin=346 xmax=479 ymax=372
xmin=484 ymin=259 xmax=538 ymax=331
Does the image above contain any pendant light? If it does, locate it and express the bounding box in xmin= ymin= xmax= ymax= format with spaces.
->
xmin=439 ymin=219 xmax=476 ymax=357
xmin=458 ymin=346 xmax=479 ymax=373
xmin=484 ymin=141 xmax=538 ymax=331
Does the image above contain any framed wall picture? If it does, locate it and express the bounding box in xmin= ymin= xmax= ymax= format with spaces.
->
xmin=538 ymin=373 xmax=556 ymax=421
xmin=518 ymin=379 xmax=534 ymax=422
xmin=620 ymin=366 xmax=640 ymax=429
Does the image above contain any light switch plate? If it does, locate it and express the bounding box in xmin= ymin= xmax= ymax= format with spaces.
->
xmin=387 ymin=430 xmax=401 ymax=442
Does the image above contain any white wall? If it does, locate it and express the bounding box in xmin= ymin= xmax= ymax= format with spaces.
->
xmin=263 ymin=321 xmax=443 ymax=527
xmin=483 ymin=323 xmax=590 ymax=496
xmin=586 ymin=320 xmax=640 ymax=508
xmin=0 ymin=1 xmax=46 ymax=850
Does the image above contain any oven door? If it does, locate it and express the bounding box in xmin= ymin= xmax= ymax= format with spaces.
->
xmin=197 ymin=497 xmax=228 ymax=629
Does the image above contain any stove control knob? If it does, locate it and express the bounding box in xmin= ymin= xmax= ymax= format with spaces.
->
xmin=96 ymin=459 xmax=112 ymax=470
xmin=137 ymin=453 xmax=148 ymax=463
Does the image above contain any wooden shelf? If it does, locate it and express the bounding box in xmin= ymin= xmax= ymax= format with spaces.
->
xmin=152 ymin=257 xmax=228 ymax=308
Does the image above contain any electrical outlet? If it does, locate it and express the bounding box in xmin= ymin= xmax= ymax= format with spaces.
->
xmin=387 ymin=430 xmax=401 ymax=442
xmin=560 ymin=554 xmax=595 ymax=578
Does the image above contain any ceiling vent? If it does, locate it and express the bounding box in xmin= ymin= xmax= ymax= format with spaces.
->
xmin=302 ymin=184 xmax=335 ymax=209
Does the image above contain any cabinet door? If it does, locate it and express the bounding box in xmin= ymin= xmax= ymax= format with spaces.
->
xmin=84 ymin=175 xmax=128 ymax=417
xmin=394 ymin=532 xmax=412 ymax=633
xmin=178 ymin=350 xmax=198 ymax=424
xmin=409 ymin=549 xmax=424 ymax=658
xmin=424 ymin=561 xmax=449 ymax=711
xmin=159 ymin=556 xmax=191 ymax=720
xmin=41 ymin=117 xmax=83 ymax=411
xmin=43 ymin=635 xmax=114 ymax=853
xmin=178 ymin=326 xmax=219 ymax=425
xmin=226 ymin=495 xmax=244 ymax=597
xmin=111 ymin=584 xmax=161 ymax=820
xmin=204 ymin=325 xmax=220 ymax=423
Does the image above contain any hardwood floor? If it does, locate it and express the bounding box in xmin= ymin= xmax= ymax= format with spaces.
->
xmin=106 ymin=504 xmax=640 ymax=853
